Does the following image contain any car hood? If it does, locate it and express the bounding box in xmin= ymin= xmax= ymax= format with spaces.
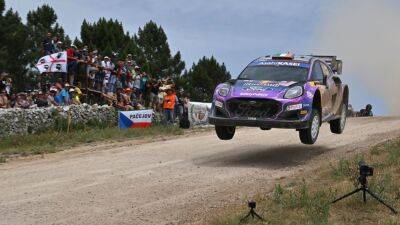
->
xmin=230 ymin=80 xmax=299 ymax=99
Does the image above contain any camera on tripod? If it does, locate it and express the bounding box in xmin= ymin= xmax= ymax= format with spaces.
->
xmin=359 ymin=164 xmax=374 ymax=177
xmin=332 ymin=161 xmax=397 ymax=214
xmin=248 ymin=201 xmax=256 ymax=209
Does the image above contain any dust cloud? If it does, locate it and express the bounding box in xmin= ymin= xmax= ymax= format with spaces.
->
xmin=311 ymin=0 xmax=400 ymax=115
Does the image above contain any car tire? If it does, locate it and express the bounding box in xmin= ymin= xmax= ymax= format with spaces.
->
xmin=330 ymin=103 xmax=347 ymax=134
xmin=215 ymin=125 xmax=235 ymax=140
xmin=299 ymin=109 xmax=320 ymax=145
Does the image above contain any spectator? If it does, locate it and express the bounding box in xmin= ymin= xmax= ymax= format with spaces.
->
xmin=47 ymin=87 xmax=59 ymax=106
xmin=52 ymin=36 xmax=60 ymax=52
xmin=163 ymin=88 xmax=176 ymax=125
xmin=0 ymin=88 xmax=9 ymax=108
xmin=358 ymin=104 xmax=373 ymax=117
xmin=43 ymin=32 xmax=54 ymax=55
xmin=0 ymin=72 xmax=7 ymax=90
xmin=70 ymin=88 xmax=81 ymax=105
xmin=14 ymin=93 xmax=31 ymax=109
xmin=132 ymin=66 xmax=141 ymax=98
xmin=101 ymin=56 xmax=115 ymax=93
xmin=140 ymin=72 xmax=150 ymax=106
xmin=67 ymin=45 xmax=79 ymax=84
xmin=149 ymin=77 xmax=160 ymax=110
xmin=56 ymin=41 xmax=64 ymax=51
xmin=55 ymin=83 xmax=71 ymax=106
xmin=115 ymin=88 xmax=131 ymax=110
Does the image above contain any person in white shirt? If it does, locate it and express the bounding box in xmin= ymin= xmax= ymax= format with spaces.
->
xmin=101 ymin=56 xmax=115 ymax=93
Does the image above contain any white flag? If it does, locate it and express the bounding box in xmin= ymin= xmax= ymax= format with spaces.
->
xmin=36 ymin=51 xmax=68 ymax=73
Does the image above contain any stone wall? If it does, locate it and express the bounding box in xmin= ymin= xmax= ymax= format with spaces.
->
xmin=0 ymin=104 xmax=117 ymax=137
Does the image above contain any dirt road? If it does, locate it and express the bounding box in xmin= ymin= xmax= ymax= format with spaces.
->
xmin=1 ymin=117 xmax=400 ymax=225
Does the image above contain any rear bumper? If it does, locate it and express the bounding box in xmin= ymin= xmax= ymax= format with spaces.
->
xmin=209 ymin=116 xmax=309 ymax=129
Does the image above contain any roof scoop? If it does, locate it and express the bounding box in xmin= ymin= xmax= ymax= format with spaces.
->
xmin=272 ymin=52 xmax=294 ymax=60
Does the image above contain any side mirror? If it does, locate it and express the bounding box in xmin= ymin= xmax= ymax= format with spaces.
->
xmin=227 ymin=79 xmax=237 ymax=85
xmin=335 ymin=60 xmax=342 ymax=74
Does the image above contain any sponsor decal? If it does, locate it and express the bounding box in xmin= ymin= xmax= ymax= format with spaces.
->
xmin=239 ymin=92 xmax=269 ymax=97
xmin=256 ymin=61 xmax=310 ymax=68
xmin=189 ymin=102 xmax=212 ymax=126
xmin=308 ymin=81 xmax=318 ymax=87
xmin=306 ymin=91 xmax=314 ymax=99
xmin=258 ymin=61 xmax=300 ymax=66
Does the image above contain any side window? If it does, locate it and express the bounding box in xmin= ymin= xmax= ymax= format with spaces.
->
xmin=311 ymin=61 xmax=324 ymax=82
xmin=320 ymin=63 xmax=331 ymax=77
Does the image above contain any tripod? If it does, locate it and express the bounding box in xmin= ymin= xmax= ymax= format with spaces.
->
xmin=331 ymin=175 xmax=398 ymax=214
xmin=240 ymin=201 xmax=265 ymax=223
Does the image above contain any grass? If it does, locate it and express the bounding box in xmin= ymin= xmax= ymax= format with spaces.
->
xmin=210 ymin=138 xmax=400 ymax=225
xmin=0 ymin=122 xmax=183 ymax=163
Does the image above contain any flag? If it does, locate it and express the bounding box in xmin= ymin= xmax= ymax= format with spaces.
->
xmin=118 ymin=110 xmax=154 ymax=129
xmin=36 ymin=51 xmax=68 ymax=73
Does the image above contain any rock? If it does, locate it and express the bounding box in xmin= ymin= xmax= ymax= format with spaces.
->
xmin=0 ymin=105 xmax=117 ymax=137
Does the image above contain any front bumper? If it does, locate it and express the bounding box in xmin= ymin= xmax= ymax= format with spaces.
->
xmin=209 ymin=116 xmax=309 ymax=129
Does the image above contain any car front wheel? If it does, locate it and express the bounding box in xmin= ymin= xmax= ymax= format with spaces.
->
xmin=215 ymin=125 xmax=235 ymax=140
xmin=299 ymin=109 xmax=320 ymax=145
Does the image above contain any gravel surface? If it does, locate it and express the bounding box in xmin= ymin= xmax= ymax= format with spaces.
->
xmin=1 ymin=117 xmax=400 ymax=225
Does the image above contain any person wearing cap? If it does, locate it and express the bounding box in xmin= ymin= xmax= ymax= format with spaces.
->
xmin=163 ymin=88 xmax=177 ymax=125
xmin=47 ymin=87 xmax=59 ymax=106
xmin=56 ymin=83 xmax=70 ymax=105
xmin=101 ymin=56 xmax=115 ymax=93
xmin=69 ymin=88 xmax=81 ymax=105
xmin=52 ymin=36 xmax=60 ymax=52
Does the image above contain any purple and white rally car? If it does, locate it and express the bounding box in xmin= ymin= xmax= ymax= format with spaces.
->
xmin=209 ymin=53 xmax=349 ymax=144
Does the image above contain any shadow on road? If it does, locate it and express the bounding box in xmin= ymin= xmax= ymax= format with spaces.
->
xmin=195 ymin=145 xmax=332 ymax=169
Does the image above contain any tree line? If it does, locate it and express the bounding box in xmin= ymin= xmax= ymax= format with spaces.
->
xmin=0 ymin=1 xmax=231 ymax=102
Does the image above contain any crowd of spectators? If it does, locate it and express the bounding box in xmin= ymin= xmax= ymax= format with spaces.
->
xmin=0 ymin=32 xmax=190 ymax=126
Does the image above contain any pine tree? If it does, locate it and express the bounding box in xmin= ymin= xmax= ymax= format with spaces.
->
xmin=181 ymin=56 xmax=231 ymax=102
xmin=136 ymin=21 xmax=185 ymax=77
xmin=0 ymin=2 xmax=31 ymax=91
xmin=26 ymin=4 xmax=67 ymax=64
xmin=79 ymin=18 xmax=143 ymax=61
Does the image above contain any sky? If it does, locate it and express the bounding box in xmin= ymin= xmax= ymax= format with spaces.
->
xmin=6 ymin=0 xmax=399 ymax=115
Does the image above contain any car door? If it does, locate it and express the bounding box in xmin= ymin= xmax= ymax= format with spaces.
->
xmin=310 ymin=61 xmax=331 ymax=120
xmin=320 ymin=62 xmax=340 ymax=115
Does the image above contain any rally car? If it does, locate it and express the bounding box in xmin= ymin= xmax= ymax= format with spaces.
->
xmin=209 ymin=53 xmax=349 ymax=144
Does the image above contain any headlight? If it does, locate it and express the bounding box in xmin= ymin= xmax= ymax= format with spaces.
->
xmin=218 ymin=87 xmax=230 ymax=97
xmin=284 ymin=86 xmax=303 ymax=99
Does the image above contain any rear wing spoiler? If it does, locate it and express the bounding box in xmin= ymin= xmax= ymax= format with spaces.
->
xmin=309 ymin=55 xmax=343 ymax=74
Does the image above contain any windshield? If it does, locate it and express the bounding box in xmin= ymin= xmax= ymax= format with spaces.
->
xmin=238 ymin=65 xmax=309 ymax=81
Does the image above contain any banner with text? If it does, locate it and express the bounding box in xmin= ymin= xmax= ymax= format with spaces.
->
xmin=118 ymin=109 xmax=153 ymax=129
xmin=36 ymin=51 xmax=68 ymax=73
xmin=188 ymin=102 xmax=212 ymax=126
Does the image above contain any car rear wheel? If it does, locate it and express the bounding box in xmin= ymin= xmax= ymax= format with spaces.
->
xmin=299 ymin=109 xmax=320 ymax=145
xmin=215 ymin=125 xmax=235 ymax=140
xmin=330 ymin=103 xmax=347 ymax=134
